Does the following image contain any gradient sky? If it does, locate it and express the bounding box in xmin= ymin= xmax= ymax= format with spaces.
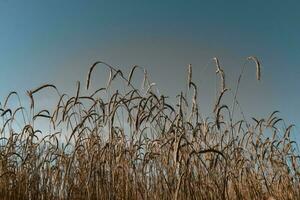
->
xmin=0 ymin=0 xmax=300 ymax=137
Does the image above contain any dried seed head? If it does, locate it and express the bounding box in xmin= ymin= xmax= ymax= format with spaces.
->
xmin=188 ymin=64 xmax=192 ymax=88
xmin=247 ymin=56 xmax=261 ymax=81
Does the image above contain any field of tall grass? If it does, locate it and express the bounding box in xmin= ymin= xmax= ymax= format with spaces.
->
xmin=0 ymin=57 xmax=299 ymax=200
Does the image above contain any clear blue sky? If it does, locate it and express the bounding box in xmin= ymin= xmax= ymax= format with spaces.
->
xmin=0 ymin=0 xmax=299 ymax=136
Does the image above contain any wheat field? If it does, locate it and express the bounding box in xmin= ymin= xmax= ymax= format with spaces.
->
xmin=0 ymin=58 xmax=299 ymax=200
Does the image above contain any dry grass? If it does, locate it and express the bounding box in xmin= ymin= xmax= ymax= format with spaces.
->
xmin=0 ymin=57 xmax=299 ymax=200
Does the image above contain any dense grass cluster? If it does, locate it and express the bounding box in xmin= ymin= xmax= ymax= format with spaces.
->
xmin=0 ymin=58 xmax=299 ymax=200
